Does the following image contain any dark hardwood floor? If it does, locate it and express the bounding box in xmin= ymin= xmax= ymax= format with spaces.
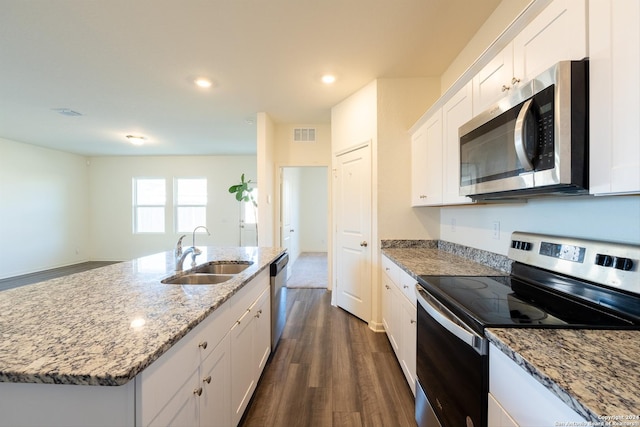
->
xmin=0 ymin=261 xmax=120 ymax=291
xmin=240 ymin=288 xmax=416 ymax=427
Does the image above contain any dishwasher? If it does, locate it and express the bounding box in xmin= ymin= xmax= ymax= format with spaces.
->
xmin=270 ymin=252 xmax=289 ymax=350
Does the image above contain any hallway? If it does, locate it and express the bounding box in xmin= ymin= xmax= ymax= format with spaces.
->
xmin=240 ymin=289 xmax=415 ymax=427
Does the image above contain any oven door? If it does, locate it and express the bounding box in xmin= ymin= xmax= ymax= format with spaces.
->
xmin=415 ymin=285 xmax=488 ymax=427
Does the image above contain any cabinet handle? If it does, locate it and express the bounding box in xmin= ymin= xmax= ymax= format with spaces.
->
xmin=403 ymin=285 xmax=409 ymax=289
xmin=501 ymin=84 xmax=510 ymax=92
xmin=419 ymin=195 xmax=427 ymax=199
xmin=255 ymin=309 xmax=263 ymax=318
xmin=410 ymin=319 xmax=416 ymax=325
xmin=511 ymin=77 xmax=521 ymax=85
xmin=385 ymin=267 xmax=390 ymax=271
xmin=203 ymin=376 xmax=212 ymax=384
xmin=385 ymin=285 xmax=390 ymax=290
xmin=198 ymin=341 xmax=208 ymax=350
xmin=193 ymin=387 xmax=203 ymax=397
xmin=360 ymin=241 xmax=368 ymax=247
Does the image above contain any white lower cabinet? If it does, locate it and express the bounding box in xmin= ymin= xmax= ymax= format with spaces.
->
xmin=381 ymin=255 xmax=417 ymax=395
xmin=231 ymin=286 xmax=271 ymax=426
xmin=489 ymin=343 xmax=587 ymax=426
xmin=139 ymin=269 xmax=270 ymax=427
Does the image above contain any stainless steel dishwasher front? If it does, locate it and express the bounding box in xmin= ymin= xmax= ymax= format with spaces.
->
xmin=270 ymin=252 xmax=289 ymax=350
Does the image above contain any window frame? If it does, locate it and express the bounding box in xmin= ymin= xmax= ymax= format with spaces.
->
xmin=173 ymin=177 xmax=208 ymax=233
xmin=132 ymin=177 xmax=167 ymax=234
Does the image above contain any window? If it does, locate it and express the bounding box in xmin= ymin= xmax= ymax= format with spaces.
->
xmin=133 ymin=178 xmax=166 ymax=233
xmin=175 ymin=178 xmax=207 ymax=233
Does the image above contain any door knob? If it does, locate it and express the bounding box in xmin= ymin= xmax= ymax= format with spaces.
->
xmin=360 ymin=241 xmax=368 ymax=247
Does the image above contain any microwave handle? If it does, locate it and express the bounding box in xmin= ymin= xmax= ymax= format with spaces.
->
xmin=514 ymin=98 xmax=535 ymax=171
xmin=415 ymin=285 xmax=487 ymax=355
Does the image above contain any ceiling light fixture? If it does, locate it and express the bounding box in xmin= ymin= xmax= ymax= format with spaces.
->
xmin=194 ymin=78 xmax=212 ymax=88
xmin=126 ymin=135 xmax=146 ymax=146
xmin=321 ymin=74 xmax=336 ymax=84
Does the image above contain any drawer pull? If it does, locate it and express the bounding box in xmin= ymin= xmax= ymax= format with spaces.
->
xmin=403 ymin=285 xmax=409 ymax=289
xmin=255 ymin=309 xmax=263 ymax=319
xmin=194 ymin=387 xmax=203 ymax=397
xmin=203 ymin=376 xmax=212 ymax=384
xmin=198 ymin=341 xmax=208 ymax=350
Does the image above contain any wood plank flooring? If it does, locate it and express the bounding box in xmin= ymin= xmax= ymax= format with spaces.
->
xmin=240 ymin=289 xmax=416 ymax=427
xmin=0 ymin=261 xmax=120 ymax=291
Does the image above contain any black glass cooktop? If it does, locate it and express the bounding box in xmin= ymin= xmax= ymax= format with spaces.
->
xmin=417 ymin=264 xmax=640 ymax=333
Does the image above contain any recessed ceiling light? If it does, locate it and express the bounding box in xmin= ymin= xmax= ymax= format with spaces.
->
xmin=321 ymin=74 xmax=336 ymax=84
xmin=194 ymin=78 xmax=212 ymax=88
xmin=52 ymin=108 xmax=82 ymax=117
xmin=126 ymin=135 xmax=146 ymax=146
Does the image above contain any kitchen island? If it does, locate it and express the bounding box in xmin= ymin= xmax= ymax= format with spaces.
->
xmin=0 ymin=246 xmax=284 ymax=426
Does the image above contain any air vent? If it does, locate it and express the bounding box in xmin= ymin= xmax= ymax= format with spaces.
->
xmin=293 ymin=127 xmax=316 ymax=143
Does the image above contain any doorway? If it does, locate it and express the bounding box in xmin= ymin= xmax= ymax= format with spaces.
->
xmin=280 ymin=166 xmax=329 ymax=289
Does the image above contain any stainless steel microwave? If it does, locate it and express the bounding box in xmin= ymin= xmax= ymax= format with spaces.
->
xmin=459 ymin=60 xmax=588 ymax=201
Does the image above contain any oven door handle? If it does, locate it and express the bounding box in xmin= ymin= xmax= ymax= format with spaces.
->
xmin=415 ymin=285 xmax=487 ymax=355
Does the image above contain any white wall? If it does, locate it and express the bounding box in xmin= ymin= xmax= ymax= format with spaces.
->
xmin=88 ymin=155 xmax=256 ymax=261
xmin=298 ymin=167 xmax=328 ymax=252
xmin=0 ymin=138 xmax=90 ymax=279
xmin=377 ymin=78 xmax=442 ymax=240
xmin=331 ymin=81 xmax=377 ymax=154
xmin=441 ymin=196 xmax=640 ymax=255
xmin=257 ymin=112 xmax=276 ymax=247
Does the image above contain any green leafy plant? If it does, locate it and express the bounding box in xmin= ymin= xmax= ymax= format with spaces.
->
xmin=228 ymin=173 xmax=257 ymax=206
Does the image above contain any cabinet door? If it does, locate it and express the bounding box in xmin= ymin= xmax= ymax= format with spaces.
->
xmin=411 ymin=110 xmax=443 ymax=206
xmin=200 ymin=335 xmax=231 ymax=427
xmin=442 ymin=81 xmax=474 ymax=205
xmin=230 ymin=309 xmax=255 ymax=426
xmin=148 ymin=370 xmax=200 ymax=427
xmin=381 ymin=271 xmax=399 ymax=355
xmin=589 ymin=0 xmax=640 ymax=195
xmin=513 ymin=0 xmax=587 ymax=82
xmin=473 ymin=43 xmax=515 ymax=113
xmin=253 ymin=287 xmax=272 ymax=378
xmin=399 ymin=296 xmax=417 ymax=396
xmin=488 ymin=393 xmax=519 ymax=427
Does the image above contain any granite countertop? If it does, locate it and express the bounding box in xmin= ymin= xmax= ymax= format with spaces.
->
xmin=487 ymin=328 xmax=640 ymax=422
xmin=382 ymin=246 xmax=509 ymax=278
xmin=0 ymin=246 xmax=284 ymax=386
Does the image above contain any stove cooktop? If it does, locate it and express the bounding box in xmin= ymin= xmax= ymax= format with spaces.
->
xmin=417 ymin=271 xmax=640 ymax=333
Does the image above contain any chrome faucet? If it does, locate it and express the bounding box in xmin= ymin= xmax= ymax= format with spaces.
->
xmin=174 ymin=226 xmax=210 ymax=271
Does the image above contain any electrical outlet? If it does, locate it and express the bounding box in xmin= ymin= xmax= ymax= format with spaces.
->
xmin=492 ymin=221 xmax=500 ymax=240
xmin=450 ymin=218 xmax=456 ymax=232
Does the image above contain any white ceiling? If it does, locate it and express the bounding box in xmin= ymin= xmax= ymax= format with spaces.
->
xmin=0 ymin=0 xmax=502 ymax=156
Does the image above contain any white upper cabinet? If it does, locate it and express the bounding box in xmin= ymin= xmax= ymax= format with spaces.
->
xmin=473 ymin=44 xmax=516 ymax=113
xmin=512 ymin=0 xmax=587 ymax=82
xmin=442 ymin=81 xmax=474 ymax=205
xmin=411 ymin=109 xmax=443 ymax=206
xmin=589 ymin=0 xmax=640 ymax=195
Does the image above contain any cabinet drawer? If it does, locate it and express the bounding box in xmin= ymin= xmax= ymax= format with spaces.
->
xmin=398 ymin=268 xmax=417 ymax=305
xmin=228 ymin=269 xmax=269 ymax=324
xmin=381 ymin=255 xmax=400 ymax=284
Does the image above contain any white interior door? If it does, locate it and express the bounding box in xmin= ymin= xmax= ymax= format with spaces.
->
xmin=240 ymin=187 xmax=258 ymax=246
xmin=335 ymin=145 xmax=371 ymax=322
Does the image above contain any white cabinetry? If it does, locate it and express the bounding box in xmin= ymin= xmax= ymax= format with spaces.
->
xmin=488 ymin=393 xmax=519 ymax=427
xmin=473 ymin=0 xmax=587 ymax=114
xmin=231 ymin=285 xmax=271 ymax=426
xmin=473 ymin=44 xmax=516 ymax=113
xmin=138 ymin=268 xmax=270 ymax=427
xmin=513 ymin=0 xmax=587 ymax=83
xmin=411 ymin=109 xmax=443 ymax=206
xmin=589 ymin=0 xmax=640 ymax=195
xmin=442 ymin=81 xmax=474 ymax=205
xmin=381 ymin=255 xmax=417 ymax=395
xmin=489 ymin=343 xmax=587 ymax=426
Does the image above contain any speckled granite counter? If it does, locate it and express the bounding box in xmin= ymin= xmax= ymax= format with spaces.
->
xmin=487 ymin=328 xmax=640 ymax=422
xmin=0 ymin=246 xmax=284 ymax=386
xmin=381 ymin=240 xmax=510 ymax=278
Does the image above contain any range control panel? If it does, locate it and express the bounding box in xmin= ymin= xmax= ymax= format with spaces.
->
xmin=509 ymin=232 xmax=639 ymax=295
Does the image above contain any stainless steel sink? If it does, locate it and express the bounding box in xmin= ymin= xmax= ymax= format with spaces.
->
xmin=194 ymin=261 xmax=253 ymax=275
xmin=161 ymin=273 xmax=234 ymax=285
